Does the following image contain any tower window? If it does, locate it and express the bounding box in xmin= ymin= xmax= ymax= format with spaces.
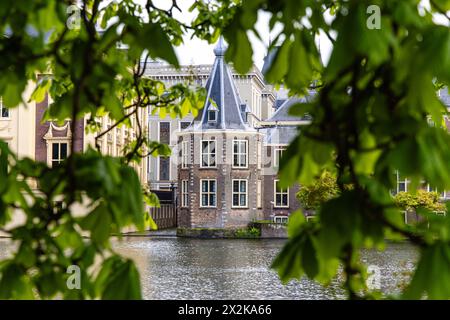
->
xmin=201 ymin=140 xmax=216 ymax=167
xmin=232 ymin=139 xmax=248 ymax=168
xmin=208 ymin=110 xmax=217 ymax=122
xmin=181 ymin=180 xmax=189 ymax=207
xmin=200 ymin=179 xmax=216 ymax=207
xmin=181 ymin=141 xmax=190 ymax=168
xmin=232 ymin=179 xmax=248 ymax=208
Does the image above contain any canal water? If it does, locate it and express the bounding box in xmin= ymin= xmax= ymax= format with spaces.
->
xmin=0 ymin=237 xmax=417 ymax=299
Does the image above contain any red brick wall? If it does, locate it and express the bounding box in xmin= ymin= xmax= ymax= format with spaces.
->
xmin=35 ymin=89 xmax=84 ymax=163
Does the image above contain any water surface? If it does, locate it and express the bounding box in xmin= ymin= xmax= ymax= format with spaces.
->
xmin=0 ymin=237 xmax=417 ymax=299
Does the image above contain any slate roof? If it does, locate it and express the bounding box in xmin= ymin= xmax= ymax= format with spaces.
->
xmin=261 ymin=126 xmax=300 ymax=145
xmin=440 ymin=87 xmax=450 ymax=107
xmin=268 ymin=91 xmax=316 ymax=122
xmin=192 ymin=38 xmax=252 ymax=131
xmin=261 ymin=46 xmax=279 ymax=76
xmin=275 ymin=99 xmax=286 ymax=109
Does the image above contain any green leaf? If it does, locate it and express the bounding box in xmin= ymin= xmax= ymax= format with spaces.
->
xmin=30 ymin=78 xmax=51 ymax=103
xmin=141 ymin=23 xmax=179 ymax=68
xmin=405 ymin=242 xmax=450 ymax=299
xmin=264 ymin=39 xmax=291 ymax=84
xmin=79 ymin=204 xmax=112 ymax=246
xmin=302 ymin=237 xmax=319 ymax=279
xmin=225 ymin=30 xmax=253 ymax=74
xmin=286 ymin=33 xmax=313 ymax=92
xmin=102 ymin=259 xmax=142 ymax=300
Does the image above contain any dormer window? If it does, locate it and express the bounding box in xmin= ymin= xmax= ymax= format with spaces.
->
xmin=208 ymin=110 xmax=217 ymax=122
xmin=240 ymin=104 xmax=249 ymax=123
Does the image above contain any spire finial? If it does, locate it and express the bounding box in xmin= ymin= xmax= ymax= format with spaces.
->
xmin=213 ymin=36 xmax=227 ymax=56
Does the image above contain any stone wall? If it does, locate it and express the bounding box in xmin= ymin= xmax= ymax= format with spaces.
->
xmin=258 ymin=223 xmax=288 ymax=239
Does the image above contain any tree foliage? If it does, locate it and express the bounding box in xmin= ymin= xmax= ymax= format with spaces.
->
xmin=1 ymin=0 xmax=450 ymax=300
xmin=394 ymin=190 xmax=446 ymax=213
xmin=296 ymin=171 xmax=340 ymax=211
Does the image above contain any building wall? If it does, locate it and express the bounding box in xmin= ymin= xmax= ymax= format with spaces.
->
xmin=0 ymin=81 xmax=36 ymax=160
xmin=35 ymin=93 xmax=85 ymax=164
xmin=261 ymin=91 xmax=276 ymax=120
xmin=85 ymin=108 xmax=149 ymax=184
xmin=148 ymin=115 xmax=194 ymax=189
xmin=177 ymin=131 xmax=264 ymax=229
xmin=2 ymin=78 xmax=149 ymax=185
xmin=262 ymin=145 xmax=300 ymax=220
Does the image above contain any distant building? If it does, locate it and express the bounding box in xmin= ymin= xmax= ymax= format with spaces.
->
xmin=0 ymin=78 xmax=148 ymax=184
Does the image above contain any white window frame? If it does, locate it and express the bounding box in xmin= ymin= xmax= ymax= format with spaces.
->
xmin=395 ymin=172 xmax=410 ymax=194
xmin=0 ymin=97 xmax=9 ymax=119
xmin=181 ymin=180 xmax=189 ymax=207
xmin=257 ymin=179 xmax=262 ymax=209
xmin=426 ymin=183 xmax=448 ymax=200
xmin=232 ymin=179 xmax=248 ymax=208
xmin=158 ymin=121 xmax=171 ymax=145
xmin=273 ymin=216 xmax=289 ymax=224
xmin=208 ymin=110 xmax=217 ymax=122
xmin=232 ymin=139 xmax=248 ymax=168
xmin=274 ymin=179 xmax=289 ymax=208
xmin=200 ymin=140 xmax=216 ymax=168
xmin=181 ymin=141 xmax=190 ymax=169
xmin=274 ymin=147 xmax=286 ymax=168
xmin=200 ymin=179 xmax=217 ymax=208
xmin=179 ymin=121 xmax=191 ymax=130
xmin=50 ymin=142 xmax=69 ymax=167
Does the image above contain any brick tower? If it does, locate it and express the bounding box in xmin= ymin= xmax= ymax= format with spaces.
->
xmin=177 ymin=38 xmax=264 ymax=230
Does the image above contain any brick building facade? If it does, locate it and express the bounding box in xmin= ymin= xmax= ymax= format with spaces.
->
xmin=176 ymin=39 xmax=306 ymax=230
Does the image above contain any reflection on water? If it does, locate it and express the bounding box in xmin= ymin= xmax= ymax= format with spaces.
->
xmin=0 ymin=237 xmax=418 ymax=299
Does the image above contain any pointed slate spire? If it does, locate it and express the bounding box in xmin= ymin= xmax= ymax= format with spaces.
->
xmin=193 ymin=37 xmax=251 ymax=131
xmin=213 ymin=36 xmax=227 ymax=56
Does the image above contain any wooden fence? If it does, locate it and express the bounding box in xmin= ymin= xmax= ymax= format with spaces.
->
xmin=149 ymin=204 xmax=177 ymax=229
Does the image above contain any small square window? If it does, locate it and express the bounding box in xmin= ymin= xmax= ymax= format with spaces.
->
xmin=208 ymin=110 xmax=217 ymax=122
